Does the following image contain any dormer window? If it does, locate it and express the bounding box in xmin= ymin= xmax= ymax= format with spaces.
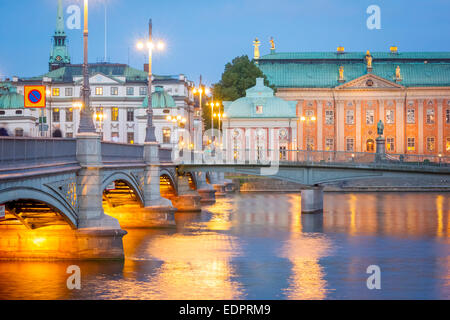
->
xmin=256 ymin=105 xmax=263 ymax=114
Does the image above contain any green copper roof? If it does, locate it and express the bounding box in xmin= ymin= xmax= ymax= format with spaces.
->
xmin=224 ymin=78 xmax=296 ymax=118
xmin=0 ymin=84 xmax=24 ymax=109
xmin=258 ymin=51 xmax=450 ymax=88
xmin=142 ymin=86 xmax=176 ymax=108
xmin=25 ymin=63 xmax=174 ymax=83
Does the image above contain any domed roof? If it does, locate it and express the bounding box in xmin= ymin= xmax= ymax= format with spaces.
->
xmin=0 ymin=84 xmax=24 ymax=109
xmin=224 ymin=78 xmax=296 ymax=118
xmin=142 ymin=86 xmax=176 ymax=108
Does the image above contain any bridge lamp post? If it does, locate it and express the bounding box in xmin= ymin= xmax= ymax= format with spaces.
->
xmin=78 ymin=0 xmax=97 ymax=134
xmin=136 ymin=20 xmax=165 ymax=143
xmin=214 ymin=112 xmax=226 ymax=148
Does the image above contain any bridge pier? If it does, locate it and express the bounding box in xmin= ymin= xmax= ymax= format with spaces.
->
xmin=301 ymin=187 xmax=324 ymax=214
xmin=196 ymin=172 xmax=216 ymax=204
xmin=209 ymin=172 xmax=227 ymax=196
xmin=171 ymin=174 xmax=202 ymax=212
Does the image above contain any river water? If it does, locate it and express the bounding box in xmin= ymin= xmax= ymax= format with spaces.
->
xmin=0 ymin=192 xmax=448 ymax=300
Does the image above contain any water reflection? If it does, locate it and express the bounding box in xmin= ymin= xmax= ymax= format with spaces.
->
xmin=0 ymin=192 xmax=448 ymax=300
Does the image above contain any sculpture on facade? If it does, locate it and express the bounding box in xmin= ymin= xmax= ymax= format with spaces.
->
xmin=377 ymin=120 xmax=384 ymax=136
xmin=253 ymin=38 xmax=261 ymax=60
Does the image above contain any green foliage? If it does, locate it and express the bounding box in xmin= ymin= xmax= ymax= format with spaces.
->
xmin=203 ymin=55 xmax=275 ymax=130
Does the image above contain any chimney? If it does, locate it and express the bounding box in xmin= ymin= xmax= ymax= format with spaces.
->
xmin=143 ymin=63 xmax=149 ymax=73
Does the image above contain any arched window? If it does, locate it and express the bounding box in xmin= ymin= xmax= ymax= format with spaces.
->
xmin=366 ymin=139 xmax=375 ymax=152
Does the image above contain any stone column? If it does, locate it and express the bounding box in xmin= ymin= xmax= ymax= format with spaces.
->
xmin=76 ymin=133 xmax=121 ymax=229
xmin=336 ymin=100 xmax=345 ymax=151
xmin=396 ymin=99 xmax=405 ymax=153
xmin=418 ymin=99 xmax=424 ymax=154
xmin=438 ymin=99 xmax=444 ymax=154
xmin=143 ymin=142 xmax=174 ymax=211
xmin=317 ymin=101 xmax=323 ymax=150
xmin=301 ymin=187 xmax=324 ymax=214
xmin=209 ymin=171 xmax=226 ymax=196
xmin=355 ymin=101 xmax=362 ymax=152
xmin=196 ymin=171 xmax=216 ymax=204
xmin=171 ymin=174 xmax=201 ymax=212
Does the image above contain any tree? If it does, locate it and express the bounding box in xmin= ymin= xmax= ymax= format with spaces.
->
xmin=203 ymin=55 xmax=274 ymax=131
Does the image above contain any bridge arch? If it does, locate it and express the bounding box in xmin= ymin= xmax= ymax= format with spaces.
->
xmin=160 ymin=169 xmax=177 ymax=198
xmin=186 ymin=172 xmax=198 ymax=190
xmin=102 ymin=171 xmax=144 ymax=206
xmin=0 ymin=187 xmax=77 ymax=229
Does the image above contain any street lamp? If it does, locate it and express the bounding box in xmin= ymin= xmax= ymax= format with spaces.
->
xmin=78 ymin=0 xmax=96 ymax=134
xmin=136 ymin=19 xmax=165 ymax=143
xmin=301 ymin=114 xmax=316 ymax=151
xmin=209 ymin=101 xmax=221 ymax=140
xmin=214 ymin=112 xmax=226 ymax=147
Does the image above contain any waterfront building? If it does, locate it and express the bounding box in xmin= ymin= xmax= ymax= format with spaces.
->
xmin=0 ymin=0 xmax=201 ymax=148
xmin=254 ymin=42 xmax=450 ymax=156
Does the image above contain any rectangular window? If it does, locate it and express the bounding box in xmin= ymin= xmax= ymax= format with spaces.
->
xmin=139 ymin=87 xmax=147 ymax=96
xmin=407 ymin=109 xmax=415 ymax=124
xmin=65 ymin=88 xmax=73 ymax=97
xmin=163 ymin=128 xmax=171 ymax=144
xmin=126 ymin=87 xmax=134 ymax=96
xmin=95 ymin=87 xmax=103 ymax=96
xmin=15 ymin=128 xmax=24 ymax=137
xmin=426 ymin=109 xmax=435 ymax=124
xmin=325 ymin=138 xmax=334 ymax=151
xmin=346 ymin=110 xmax=354 ymax=125
xmin=386 ymin=109 xmax=395 ymax=124
xmin=111 ymin=87 xmax=118 ymax=96
xmin=111 ymin=107 xmax=119 ymax=122
xmin=127 ymin=108 xmax=134 ymax=122
xmin=65 ymin=108 xmax=73 ymax=122
xmin=366 ymin=110 xmax=375 ymax=125
xmin=407 ymin=137 xmax=415 ymax=151
xmin=127 ymin=132 xmax=134 ymax=144
xmin=53 ymin=108 xmax=60 ymax=122
xmin=446 ymin=109 xmax=450 ymax=124
xmin=279 ymin=146 xmax=287 ymax=160
xmin=52 ymin=88 xmax=60 ymax=96
xmin=427 ymin=137 xmax=435 ymax=152
xmin=256 ymin=106 xmax=263 ymax=114
xmin=111 ymin=132 xmax=119 ymax=142
xmin=346 ymin=138 xmax=354 ymax=151
xmin=387 ymin=137 xmax=395 ymax=152
xmin=306 ymin=138 xmax=314 ymax=151
xmin=66 ymin=132 xmax=73 ymax=138
xmin=447 ymin=137 xmax=450 ymax=152
xmin=325 ymin=110 xmax=334 ymax=125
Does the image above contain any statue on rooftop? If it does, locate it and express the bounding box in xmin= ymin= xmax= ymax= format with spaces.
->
xmin=366 ymin=51 xmax=373 ymax=69
xmin=270 ymin=37 xmax=275 ymax=51
xmin=253 ymin=38 xmax=261 ymax=60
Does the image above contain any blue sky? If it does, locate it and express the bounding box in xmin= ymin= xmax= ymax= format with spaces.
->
xmin=1 ymin=0 xmax=450 ymax=86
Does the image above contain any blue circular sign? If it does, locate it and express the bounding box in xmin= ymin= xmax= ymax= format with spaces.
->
xmin=28 ymin=90 xmax=42 ymax=104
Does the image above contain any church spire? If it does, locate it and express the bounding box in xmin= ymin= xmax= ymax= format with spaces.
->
xmin=49 ymin=0 xmax=70 ymax=71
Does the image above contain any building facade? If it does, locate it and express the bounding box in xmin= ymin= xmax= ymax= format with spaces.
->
xmin=0 ymin=0 xmax=202 ymax=148
xmin=256 ymin=46 xmax=450 ymax=156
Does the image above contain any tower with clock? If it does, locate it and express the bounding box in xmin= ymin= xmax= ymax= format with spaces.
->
xmin=49 ymin=0 xmax=71 ymax=71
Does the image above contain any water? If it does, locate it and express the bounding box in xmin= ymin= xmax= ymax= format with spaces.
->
xmin=0 ymin=192 xmax=448 ymax=300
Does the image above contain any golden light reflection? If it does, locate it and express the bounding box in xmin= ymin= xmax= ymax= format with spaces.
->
xmin=436 ymin=195 xmax=444 ymax=238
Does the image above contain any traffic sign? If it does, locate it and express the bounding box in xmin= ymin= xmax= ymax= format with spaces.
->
xmin=24 ymin=86 xmax=46 ymax=108
xmin=0 ymin=204 xmax=5 ymax=220
xmin=39 ymin=124 xmax=49 ymax=132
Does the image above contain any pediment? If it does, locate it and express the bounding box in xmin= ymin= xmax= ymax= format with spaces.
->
xmin=336 ymin=74 xmax=404 ymax=90
xmin=75 ymin=73 xmax=123 ymax=85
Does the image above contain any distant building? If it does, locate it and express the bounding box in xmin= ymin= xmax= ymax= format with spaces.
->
xmin=255 ymin=43 xmax=450 ymax=156
xmin=0 ymin=0 xmax=202 ymax=148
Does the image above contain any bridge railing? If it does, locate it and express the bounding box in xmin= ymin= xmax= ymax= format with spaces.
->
xmin=177 ymin=149 xmax=450 ymax=167
xmin=0 ymin=137 xmax=77 ymax=168
xmin=101 ymin=142 xmax=144 ymax=163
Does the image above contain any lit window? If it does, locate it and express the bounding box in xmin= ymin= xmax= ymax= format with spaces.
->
xmin=426 ymin=137 xmax=435 ymax=152
xmin=163 ymin=128 xmax=171 ymax=144
xmin=386 ymin=109 xmax=395 ymax=124
xmin=346 ymin=110 xmax=354 ymax=125
xmin=111 ymin=107 xmax=119 ymax=122
xmin=325 ymin=110 xmax=334 ymax=125
xmin=256 ymin=105 xmax=263 ymax=114
xmin=387 ymin=137 xmax=395 ymax=152
xmin=407 ymin=109 xmax=415 ymax=124
xmin=53 ymin=108 xmax=60 ymax=122
xmin=366 ymin=110 xmax=374 ymax=125
xmin=325 ymin=138 xmax=334 ymax=151
xmin=346 ymin=138 xmax=354 ymax=151
xmin=426 ymin=109 xmax=435 ymax=124
xmin=279 ymin=146 xmax=287 ymax=160
xmin=127 ymin=132 xmax=134 ymax=144
xmin=407 ymin=137 xmax=415 ymax=151
xmin=111 ymin=87 xmax=118 ymax=95
xmin=95 ymin=87 xmax=103 ymax=96
xmin=446 ymin=138 xmax=450 ymax=152
xmin=53 ymin=88 xmax=60 ymax=96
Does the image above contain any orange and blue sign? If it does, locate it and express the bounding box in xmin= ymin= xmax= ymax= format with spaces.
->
xmin=24 ymin=86 xmax=46 ymax=108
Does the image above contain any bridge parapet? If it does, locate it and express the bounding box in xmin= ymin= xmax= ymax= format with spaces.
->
xmin=101 ymin=142 xmax=144 ymax=164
